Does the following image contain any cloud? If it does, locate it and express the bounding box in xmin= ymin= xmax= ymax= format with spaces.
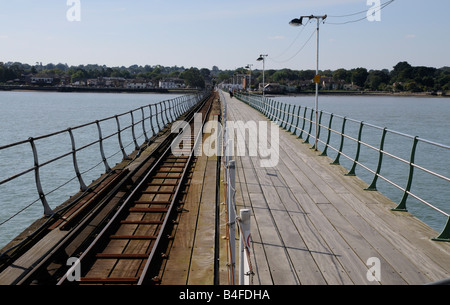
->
xmin=268 ymin=35 xmax=286 ymax=40
xmin=406 ymin=34 xmax=416 ymax=39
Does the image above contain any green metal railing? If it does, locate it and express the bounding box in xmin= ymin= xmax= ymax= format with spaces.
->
xmin=235 ymin=91 xmax=450 ymax=242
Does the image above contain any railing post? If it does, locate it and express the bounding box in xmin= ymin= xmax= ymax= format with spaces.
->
xmin=67 ymin=128 xmax=88 ymax=191
xmin=281 ymin=103 xmax=288 ymax=129
xmin=29 ymin=137 xmax=54 ymax=216
xmin=320 ymin=113 xmax=333 ymax=157
xmin=392 ymin=136 xmax=419 ymax=212
xmin=228 ymin=160 xmax=236 ymax=284
xmin=239 ymin=209 xmax=251 ymax=285
xmin=163 ymin=100 xmax=170 ymax=126
xmin=115 ymin=115 xmax=130 ymax=160
xmin=304 ymin=108 xmax=314 ymax=144
xmin=346 ymin=121 xmax=364 ymax=176
xmin=140 ymin=107 xmax=149 ymax=143
xmin=288 ymin=105 xmax=296 ymax=134
xmin=332 ymin=117 xmax=347 ymax=165
xmin=298 ymin=107 xmax=308 ymax=139
xmin=155 ymin=103 xmax=162 ymax=132
xmin=365 ymin=127 xmax=387 ymax=191
xmin=130 ymin=110 xmax=140 ymax=151
xmin=96 ymin=121 xmax=112 ymax=173
xmin=311 ymin=111 xmax=323 ymax=151
xmin=432 ymin=216 xmax=450 ymax=242
xmin=148 ymin=104 xmax=156 ymax=137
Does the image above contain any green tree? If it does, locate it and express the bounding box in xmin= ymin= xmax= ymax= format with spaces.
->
xmin=351 ymin=68 xmax=368 ymax=87
xmin=181 ymin=67 xmax=205 ymax=89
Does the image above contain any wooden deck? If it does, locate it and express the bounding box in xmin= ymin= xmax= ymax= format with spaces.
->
xmin=161 ymin=94 xmax=228 ymax=285
xmin=223 ymin=92 xmax=450 ymax=285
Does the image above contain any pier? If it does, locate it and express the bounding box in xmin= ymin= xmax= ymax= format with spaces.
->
xmin=0 ymin=89 xmax=449 ymax=285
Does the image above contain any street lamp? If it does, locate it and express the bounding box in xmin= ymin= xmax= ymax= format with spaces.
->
xmin=290 ymin=14 xmax=326 ymax=151
xmin=256 ymin=54 xmax=268 ymax=97
xmin=245 ymin=64 xmax=253 ymax=91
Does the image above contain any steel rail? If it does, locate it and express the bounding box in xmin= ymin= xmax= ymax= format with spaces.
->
xmin=56 ymin=91 xmax=214 ymax=285
xmin=0 ymin=91 xmax=209 ymax=281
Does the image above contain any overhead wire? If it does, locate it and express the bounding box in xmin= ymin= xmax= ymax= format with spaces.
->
xmin=326 ymin=0 xmax=395 ymax=25
xmin=263 ymin=0 xmax=395 ymax=65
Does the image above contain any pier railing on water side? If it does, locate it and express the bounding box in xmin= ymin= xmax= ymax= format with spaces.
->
xmin=220 ymin=90 xmax=254 ymax=285
xmin=0 ymin=92 xmax=208 ymax=244
xmin=235 ymin=91 xmax=450 ymax=243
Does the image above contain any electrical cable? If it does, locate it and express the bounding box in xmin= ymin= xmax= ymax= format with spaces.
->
xmin=268 ymin=27 xmax=316 ymax=64
xmin=326 ymin=0 xmax=395 ymax=25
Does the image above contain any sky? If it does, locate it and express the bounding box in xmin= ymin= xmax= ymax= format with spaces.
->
xmin=0 ymin=0 xmax=449 ymax=72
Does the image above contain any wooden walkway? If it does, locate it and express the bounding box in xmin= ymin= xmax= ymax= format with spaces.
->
xmin=222 ymin=92 xmax=450 ymax=285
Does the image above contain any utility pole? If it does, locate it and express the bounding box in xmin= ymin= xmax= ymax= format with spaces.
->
xmin=290 ymin=15 xmax=327 ymax=151
xmin=257 ymin=54 xmax=268 ymax=98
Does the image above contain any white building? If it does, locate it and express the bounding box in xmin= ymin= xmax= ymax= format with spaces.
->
xmin=159 ymin=78 xmax=185 ymax=89
xmin=127 ymin=79 xmax=153 ymax=89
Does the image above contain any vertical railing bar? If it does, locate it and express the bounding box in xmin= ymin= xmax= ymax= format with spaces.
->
xmin=67 ymin=128 xmax=88 ymax=191
xmin=140 ymin=107 xmax=149 ymax=143
xmin=312 ymin=111 xmax=323 ymax=150
xmin=320 ymin=113 xmax=333 ymax=157
xmin=298 ymin=107 xmax=307 ymax=139
xmin=96 ymin=121 xmax=112 ymax=173
xmin=148 ymin=104 xmax=156 ymax=137
xmin=332 ymin=117 xmax=347 ymax=165
xmin=392 ymin=136 xmax=419 ymax=212
xmin=365 ymin=127 xmax=387 ymax=191
xmin=289 ymin=105 xmax=296 ymax=133
xmin=130 ymin=110 xmax=140 ymax=151
xmin=292 ymin=105 xmax=302 ymax=136
xmin=304 ymin=108 xmax=314 ymax=144
xmin=346 ymin=121 xmax=364 ymax=176
xmin=163 ymin=100 xmax=170 ymax=126
xmin=155 ymin=103 xmax=162 ymax=132
xmin=282 ymin=103 xmax=288 ymax=129
xmin=29 ymin=137 xmax=54 ymax=216
xmin=115 ymin=115 xmax=130 ymax=160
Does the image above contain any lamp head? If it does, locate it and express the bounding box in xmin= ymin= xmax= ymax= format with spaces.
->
xmin=289 ymin=17 xmax=303 ymax=26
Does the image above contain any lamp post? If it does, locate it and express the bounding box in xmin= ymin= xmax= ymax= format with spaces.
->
xmin=245 ymin=64 xmax=253 ymax=91
xmin=256 ymin=54 xmax=268 ymax=98
xmin=290 ymin=15 xmax=326 ymax=151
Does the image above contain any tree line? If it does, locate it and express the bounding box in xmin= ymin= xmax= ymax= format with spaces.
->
xmin=1 ymin=61 xmax=449 ymax=93
xmin=217 ymin=61 xmax=450 ymax=93
xmin=0 ymin=62 xmax=209 ymax=89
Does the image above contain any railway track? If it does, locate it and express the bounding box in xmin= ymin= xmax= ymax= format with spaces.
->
xmin=59 ymin=92 xmax=215 ymax=285
xmin=10 ymin=90 xmax=216 ymax=285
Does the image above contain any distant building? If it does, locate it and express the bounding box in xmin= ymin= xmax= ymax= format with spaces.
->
xmin=103 ymin=77 xmax=126 ymax=88
xmin=127 ymin=79 xmax=153 ymax=89
xmin=31 ymin=75 xmax=57 ymax=86
xmin=159 ymin=78 xmax=185 ymax=89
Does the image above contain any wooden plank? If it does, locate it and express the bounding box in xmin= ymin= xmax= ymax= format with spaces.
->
xmin=160 ymin=153 xmax=207 ymax=284
xmin=187 ymin=155 xmax=217 ymax=285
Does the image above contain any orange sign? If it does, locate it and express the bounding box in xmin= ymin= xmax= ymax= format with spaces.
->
xmin=314 ymin=75 xmax=321 ymax=83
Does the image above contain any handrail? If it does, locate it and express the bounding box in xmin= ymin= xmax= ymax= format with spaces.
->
xmin=0 ymin=91 xmax=209 ymax=234
xmin=235 ymin=91 xmax=450 ymax=242
xmin=219 ymin=89 xmax=254 ymax=285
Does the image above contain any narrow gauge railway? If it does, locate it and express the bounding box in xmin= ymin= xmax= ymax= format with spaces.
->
xmin=11 ymin=91 xmax=215 ymax=285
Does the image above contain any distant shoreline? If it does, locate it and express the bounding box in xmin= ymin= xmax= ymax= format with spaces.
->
xmin=265 ymin=90 xmax=449 ymax=98
xmin=0 ymin=85 xmax=199 ymax=94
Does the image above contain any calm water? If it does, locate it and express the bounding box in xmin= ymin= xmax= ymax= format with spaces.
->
xmin=1 ymin=92 xmax=450 ymax=250
xmin=273 ymin=94 xmax=450 ymax=236
xmin=0 ymin=91 xmax=182 ymax=249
